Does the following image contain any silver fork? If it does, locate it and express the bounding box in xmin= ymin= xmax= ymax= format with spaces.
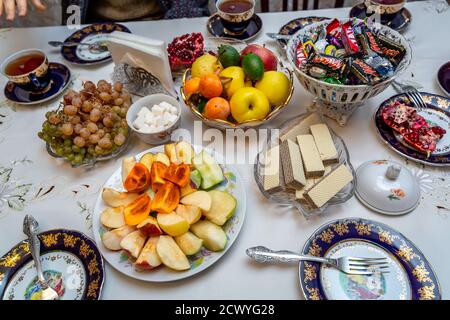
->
xmin=246 ymin=246 xmax=390 ymax=275
xmin=23 ymin=215 xmax=59 ymax=300
xmin=392 ymin=80 xmax=427 ymax=112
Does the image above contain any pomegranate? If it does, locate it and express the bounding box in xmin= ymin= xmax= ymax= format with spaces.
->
xmin=381 ymin=101 xmax=446 ymax=156
xmin=167 ymin=33 xmax=204 ymax=71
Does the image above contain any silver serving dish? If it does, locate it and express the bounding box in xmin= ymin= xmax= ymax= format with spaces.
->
xmin=253 ymin=112 xmax=356 ymax=217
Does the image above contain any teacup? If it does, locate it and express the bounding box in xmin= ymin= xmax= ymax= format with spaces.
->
xmin=365 ymin=0 xmax=406 ymax=15
xmin=0 ymin=49 xmax=51 ymax=92
xmin=216 ymin=0 xmax=255 ymax=35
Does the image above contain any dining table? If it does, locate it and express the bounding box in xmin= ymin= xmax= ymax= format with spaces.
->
xmin=0 ymin=1 xmax=449 ymax=300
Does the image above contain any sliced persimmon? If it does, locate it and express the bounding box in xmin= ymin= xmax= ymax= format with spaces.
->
xmin=151 ymin=181 xmax=180 ymax=214
xmin=124 ymin=193 xmax=152 ymax=226
xmin=164 ymin=163 xmax=191 ymax=187
xmin=123 ymin=163 xmax=151 ymax=193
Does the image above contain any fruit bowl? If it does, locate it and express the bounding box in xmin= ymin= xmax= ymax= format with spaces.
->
xmin=180 ymin=37 xmax=294 ymax=130
xmin=253 ymin=112 xmax=356 ymax=218
xmin=286 ymin=19 xmax=412 ymax=126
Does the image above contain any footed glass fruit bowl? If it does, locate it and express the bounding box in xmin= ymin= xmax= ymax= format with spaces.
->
xmin=180 ymin=37 xmax=294 ymax=130
xmin=254 ymin=112 xmax=356 ymax=218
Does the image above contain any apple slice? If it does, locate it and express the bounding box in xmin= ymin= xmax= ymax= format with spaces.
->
xmin=102 ymin=188 xmax=139 ymax=208
xmin=192 ymin=150 xmax=224 ymax=189
xmin=180 ymin=182 xmax=197 ymax=197
xmin=190 ymin=169 xmax=202 ymax=189
xmin=180 ymin=191 xmax=212 ymax=212
xmin=190 ymin=220 xmax=227 ymax=252
xmin=140 ymin=153 xmax=155 ymax=171
xmin=137 ymin=216 xmax=162 ymax=237
xmin=102 ymin=225 xmax=136 ymax=251
xmin=175 ymin=231 xmax=203 ymax=255
xmin=203 ymin=190 xmax=237 ymax=226
xmin=165 ymin=143 xmax=180 ymax=164
xmin=175 ymin=204 xmax=202 ymax=225
xmin=175 ymin=141 xmax=195 ymax=165
xmin=157 ymin=212 xmax=190 ymax=236
xmin=100 ymin=206 xmax=125 ymax=229
xmin=121 ymin=156 xmax=137 ymax=183
xmin=135 ymin=236 xmax=162 ymax=270
xmin=120 ymin=230 xmax=147 ymax=259
xmin=156 ymin=235 xmax=190 ymax=271
xmin=154 ymin=152 xmax=170 ymax=166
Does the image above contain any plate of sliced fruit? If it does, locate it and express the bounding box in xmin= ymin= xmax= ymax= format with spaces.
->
xmin=92 ymin=141 xmax=246 ymax=282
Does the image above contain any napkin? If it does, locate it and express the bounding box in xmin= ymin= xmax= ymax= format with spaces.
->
xmin=106 ymin=31 xmax=176 ymax=97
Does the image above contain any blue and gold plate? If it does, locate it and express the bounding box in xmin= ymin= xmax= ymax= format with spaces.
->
xmin=62 ymin=23 xmax=131 ymax=65
xmin=374 ymin=92 xmax=450 ymax=167
xmin=0 ymin=229 xmax=104 ymax=300
xmin=300 ymin=218 xmax=440 ymax=300
xmin=4 ymin=62 xmax=71 ymax=105
xmin=277 ymin=16 xmax=329 ymax=48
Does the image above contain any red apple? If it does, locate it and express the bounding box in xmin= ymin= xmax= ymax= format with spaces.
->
xmin=137 ymin=216 xmax=162 ymax=237
xmin=241 ymin=44 xmax=277 ymax=71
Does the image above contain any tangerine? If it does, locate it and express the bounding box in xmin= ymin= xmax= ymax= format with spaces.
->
xmin=199 ymin=73 xmax=223 ymax=99
xmin=204 ymin=97 xmax=230 ymax=121
xmin=184 ymin=77 xmax=200 ymax=99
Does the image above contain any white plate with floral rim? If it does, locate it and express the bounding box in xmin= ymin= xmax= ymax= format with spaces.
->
xmin=92 ymin=145 xmax=246 ymax=282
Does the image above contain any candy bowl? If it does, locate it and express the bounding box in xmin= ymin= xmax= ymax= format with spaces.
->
xmin=253 ymin=112 xmax=356 ymax=218
xmin=180 ymin=37 xmax=294 ymax=130
xmin=286 ymin=18 xmax=412 ymax=126
xmin=126 ymin=94 xmax=181 ymax=145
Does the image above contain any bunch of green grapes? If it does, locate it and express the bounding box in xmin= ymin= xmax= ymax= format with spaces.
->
xmin=38 ymin=80 xmax=131 ymax=166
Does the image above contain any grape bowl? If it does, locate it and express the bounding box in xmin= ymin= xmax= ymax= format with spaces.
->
xmin=38 ymin=80 xmax=132 ymax=168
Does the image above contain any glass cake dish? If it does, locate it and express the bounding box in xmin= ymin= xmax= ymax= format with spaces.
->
xmin=254 ymin=112 xmax=356 ymax=218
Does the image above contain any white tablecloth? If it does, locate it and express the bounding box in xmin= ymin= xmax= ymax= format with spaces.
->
xmin=1 ymin=1 xmax=449 ymax=299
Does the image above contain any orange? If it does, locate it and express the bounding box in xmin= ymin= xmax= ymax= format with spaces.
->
xmin=199 ymin=73 xmax=223 ymax=99
xmin=184 ymin=77 xmax=200 ymax=99
xmin=204 ymin=97 xmax=230 ymax=121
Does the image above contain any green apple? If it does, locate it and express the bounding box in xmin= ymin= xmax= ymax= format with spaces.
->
xmin=190 ymin=169 xmax=202 ymax=189
xmin=204 ymin=190 xmax=236 ymax=226
xmin=175 ymin=204 xmax=202 ymax=224
xmin=219 ymin=66 xmax=245 ymax=98
xmin=230 ymin=87 xmax=270 ymax=123
xmin=156 ymin=235 xmax=190 ymax=271
xmin=192 ymin=151 xmax=224 ymax=189
xmin=157 ymin=212 xmax=190 ymax=237
xmin=174 ymin=231 xmax=203 ymax=255
xmin=190 ymin=220 xmax=227 ymax=252
xmin=180 ymin=191 xmax=212 ymax=212
xmin=255 ymin=71 xmax=291 ymax=106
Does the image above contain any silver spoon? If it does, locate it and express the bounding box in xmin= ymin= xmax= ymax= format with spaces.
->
xmin=23 ymin=215 xmax=59 ymax=300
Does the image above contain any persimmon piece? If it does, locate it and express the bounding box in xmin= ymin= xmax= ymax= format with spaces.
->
xmin=124 ymin=193 xmax=152 ymax=226
xmin=151 ymin=181 xmax=180 ymax=214
xmin=151 ymin=161 xmax=168 ymax=192
xmin=164 ymin=164 xmax=191 ymax=187
xmin=124 ymin=163 xmax=151 ymax=193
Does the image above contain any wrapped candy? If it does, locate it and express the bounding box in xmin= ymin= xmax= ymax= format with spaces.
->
xmin=341 ymin=21 xmax=360 ymax=55
xmin=349 ymin=58 xmax=380 ymax=84
xmin=308 ymin=52 xmax=345 ymax=77
xmin=364 ymin=55 xmax=394 ymax=77
xmin=295 ymin=42 xmax=308 ymax=67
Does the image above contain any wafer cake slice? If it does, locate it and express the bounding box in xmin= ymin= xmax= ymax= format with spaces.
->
xmin=280 ymin=140 xmax=306 ymax=189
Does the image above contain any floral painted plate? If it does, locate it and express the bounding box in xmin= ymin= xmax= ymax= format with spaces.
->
xmin=92 ymin=145 xmax=246 ymax=282
xmin=0 ymin=229 xmax=104 ymax=300
xmin=299 ymin=218 xmax=441 ymax=300
xmin=61 ymin=23 xmax=131 ymax=65
xmin=277 ymin=16 xmax=329 ymax=48
xmin=374 ymin=93 xmax=450 ymax=167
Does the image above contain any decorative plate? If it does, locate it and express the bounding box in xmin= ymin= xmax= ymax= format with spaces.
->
xmin=277 ymin=16 xmax=329 ymax=48
xmin=207 ymin=13 xmax=262 ymax=41
xmin=437 ymin=61 xmax=450 ymax=97
xmin=4 ymin=63 xmax=71 ymax=106
xmin=374 ymin=93 xmax=450 ymax=166
xmin=299 ymin=218 xmax=441 ymax=300
xmin=61 ymin=23 xmax=131 ymax=65
xmin=0 ymin=229 xmax=104 ymax=300
xmin=92 ymin=145 xmax=247 ymax=282
xmin=349 ymin=3 xmax=411 ymax=33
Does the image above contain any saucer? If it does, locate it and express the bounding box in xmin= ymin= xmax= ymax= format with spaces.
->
xmin=207 ymin=13 xmax=262 ymax=41
xmin=349 ymin=3 xmax=411 ymax=32
xmin=61 ymin=22 xmax=131 ymax=65
xmin=437 ymin=61 xmax=450 ymax=97
xmin=277 ymin=16 xmax=329 ymax=48
xmin=4 ymin=62 xmax=71 ymax=106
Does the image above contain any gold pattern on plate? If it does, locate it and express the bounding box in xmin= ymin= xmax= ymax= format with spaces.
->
xmin=79 ymin=240 xmax=91 ymax=258
xmin=397 ymin=244 xmax=415 ymax=262
xmin=87 ymin=278 xmax=99 ymax=298
xmin=304 ymin=262 xmax=317 ymax=282
xmin=331 ymin=222 xmax=349 ymax=236
xmin=0 ymin=271 xmax=4 ymax=281
xmin=307 ymin=240 xmax=322 ymax=257
xmin=354 ymin=222 xmax=371 ymax=236
xmin=63 ymin=234 xmax=78 ymax=248
xmin=305 ymin=286 xmax=321 ymax=300
xmin=319 ymin=229 xmax=335 ymax=244
xmin=412 ymin=261 xmax=432 ymax=283
xmin=87 ymin=258 xmax=100 ymax=276
xmin=418 ymin=283 xmax=436 ymax=300
xmin=41 ymin=233 xmax=59 ymax=247
xmin=0 ymin=249 xmax=23 ymax=268
xmin=377 ymin=228 xmax=393 ymax=245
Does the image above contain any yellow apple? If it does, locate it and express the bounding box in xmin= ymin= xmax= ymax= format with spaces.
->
xmin=230 ymin=87 xmax=270 ymax=123
xmin=219 ymin=66 xmax=245 ymax=98
xmin=191 ymin=54 xmax=222 ymax=78
xmin=255 ymin=71 xmax=291 ymax=106
xmin=156 ymin=212 xmax=190 ymax=236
